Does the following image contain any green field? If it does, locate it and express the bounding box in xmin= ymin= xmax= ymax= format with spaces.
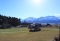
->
xmin=0 ymin=27 xmax=59 ymax=41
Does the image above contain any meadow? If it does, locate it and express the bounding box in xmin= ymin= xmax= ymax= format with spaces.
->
xmin=0 ymin=27 xmax=59 ymax=41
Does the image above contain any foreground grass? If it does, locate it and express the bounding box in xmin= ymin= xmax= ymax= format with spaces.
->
xmin=0 ymin=27 xmax=59 ymax=41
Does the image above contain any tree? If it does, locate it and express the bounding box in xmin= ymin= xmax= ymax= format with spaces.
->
xmin=0 ymin=14 xmax=21 ymax=28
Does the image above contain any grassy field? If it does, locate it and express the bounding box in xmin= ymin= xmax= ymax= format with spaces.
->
xmin=0 ymin=27 xmax=59 ymax=41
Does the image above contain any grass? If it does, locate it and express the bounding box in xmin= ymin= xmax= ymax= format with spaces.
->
xmin=0 ymin=27 xmax=59 ymax=41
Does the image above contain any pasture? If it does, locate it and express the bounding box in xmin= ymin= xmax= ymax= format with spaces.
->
xmin=0 ymin=27 xmax=59 ymax=41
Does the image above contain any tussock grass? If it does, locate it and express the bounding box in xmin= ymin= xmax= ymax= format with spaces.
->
xmin=0 ymin=27 xmax=59 ymax=41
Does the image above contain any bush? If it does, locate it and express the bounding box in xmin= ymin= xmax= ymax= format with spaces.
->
xmin=53 ymin=35 xmax=60 ymax=41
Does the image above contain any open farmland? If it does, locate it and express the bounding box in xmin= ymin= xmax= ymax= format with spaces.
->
xmin=0 ymin=27 xmax=59 ymax=41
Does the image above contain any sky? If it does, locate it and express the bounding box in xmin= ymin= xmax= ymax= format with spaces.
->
xmin=0 ymin=0 xmax=60 ymax=19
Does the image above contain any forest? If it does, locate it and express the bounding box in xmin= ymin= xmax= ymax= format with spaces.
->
xmin=0 ymin=14 xmax=21 ymax=28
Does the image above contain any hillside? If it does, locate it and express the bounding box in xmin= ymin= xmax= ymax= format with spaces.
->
xmin=21 ymin=16 xmax=60 ymax=23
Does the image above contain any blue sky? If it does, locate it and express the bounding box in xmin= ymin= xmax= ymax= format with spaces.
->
xmin=0 ymin=0 xmax=60 ymax=19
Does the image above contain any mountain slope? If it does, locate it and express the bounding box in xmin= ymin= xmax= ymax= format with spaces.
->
xmin=21 ymin=16 xmax=60 ymax=23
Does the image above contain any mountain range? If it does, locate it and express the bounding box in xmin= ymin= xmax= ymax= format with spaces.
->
xmin=21 ymin=16 xmax=60 ymax=23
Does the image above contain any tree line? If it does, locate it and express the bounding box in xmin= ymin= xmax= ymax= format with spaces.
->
xmin=0 ymin=14 xmax=21 ymax=27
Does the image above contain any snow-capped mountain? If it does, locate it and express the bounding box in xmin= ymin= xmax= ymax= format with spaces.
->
xmin=25 ymin=17 xmax=36 ymax=21
xmin=21 ymin=16 xmax=60 ymax=23
xmin=24 ymin=17 xmax=37 ymax=23
xmin=21 ymin=17 xmax=36 ymax=23
xmin=37 ymin=16 xmax=60 ymax=20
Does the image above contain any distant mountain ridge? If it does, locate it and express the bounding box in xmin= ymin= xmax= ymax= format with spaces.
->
xmin=21 ymin=16 xmax=60 ymax=23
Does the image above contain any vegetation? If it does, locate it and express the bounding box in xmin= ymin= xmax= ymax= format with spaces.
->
xmin=0 ymin=27 xmax=59 ymax=41
xmin=0 ymin=14 xmax=59 ymax=41
xmin=0 ymin=14 xmax=21 ymax=28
